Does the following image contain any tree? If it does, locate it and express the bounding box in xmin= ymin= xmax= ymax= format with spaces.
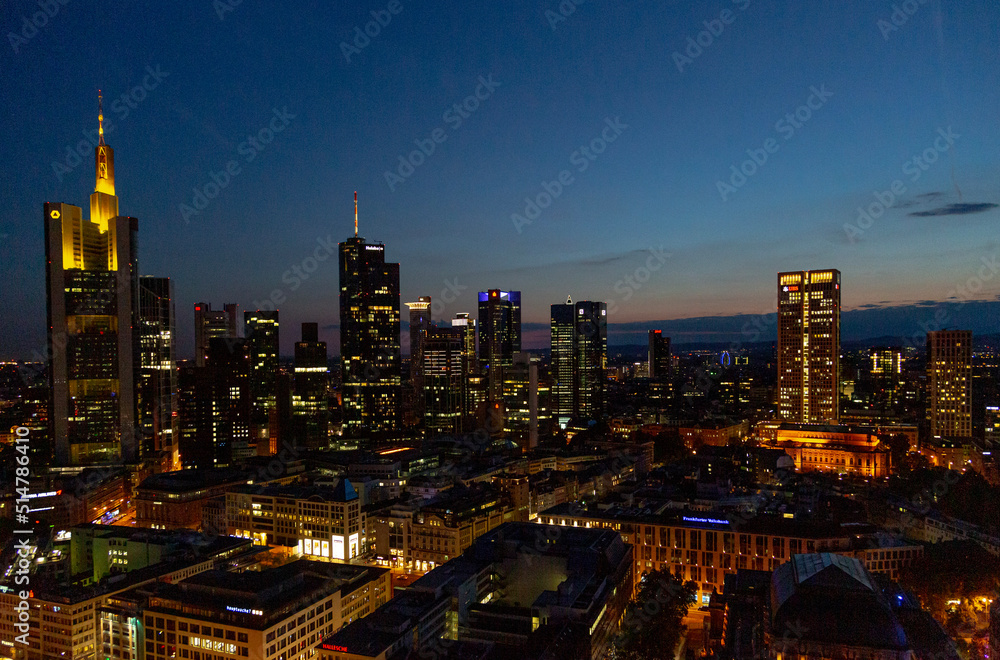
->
xmin=612 ymin=569 xmax=697 ymax=660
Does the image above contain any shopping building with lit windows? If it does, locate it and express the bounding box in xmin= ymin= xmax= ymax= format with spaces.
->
xmin=777 ymin=269 xmax=840 ymax=424
xmin=138 ymin=559 xmax=389 ymax=660
xmin=225 ymin=480 xmax=365 ymax=561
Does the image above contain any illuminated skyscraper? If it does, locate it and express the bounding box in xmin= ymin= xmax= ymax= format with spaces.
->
xmin=245 ymin=309 xmax=279 ymax=451
xmin=927 ymin=330 xmax=972 ymax=439
xmin=194 ymin=302 xmax=239 ymax=367
xmin=421 ymin=313 xmax=479 ymax=435
xmin=405 ymin=296 xmax=432 ymax=423
xmin=137 ymin=276 xmax=177 ymax=471
xmin=550 ymin=298 xmax=607 ymax=424
xmin=777 ymin=269 xmax=840 ymax=424
xmin=339 ymin=194 xmax=401 ymax=434
xmin=502 ymin=352 xmax=549 ymax=450
xmin=292 ymin=322 xmax=329 ymax=449
xmin=44 ymin=95 xmax=138 ymax=466
xmin=648 ymin=330 xmax=671 ymax=380
xmin=478 ymin=290 xmax=521 ymax=402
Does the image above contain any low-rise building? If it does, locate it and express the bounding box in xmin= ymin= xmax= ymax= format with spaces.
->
xmin=140 ymin=560 xmax=389 ymax=660
xmin=536 ymin=503 xmax=917 ymax=606
xmin=719 ymin=554 xmax=958 ymax=660
xmin=318 ymin=522 xmax=632 ymax=660
xmin=410 ymin=485 xmax=510 ymax=573
xmin=135 ymin=468 xmax=250 ymax=530
xmin=773 ymin=423 xmax=892 ymax=477
xmin=226 ymin=480 xmax=365 ymax=561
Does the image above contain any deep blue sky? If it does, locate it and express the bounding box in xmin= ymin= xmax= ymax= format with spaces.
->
xmin=2 ymin=0 xmax=998 ymax=359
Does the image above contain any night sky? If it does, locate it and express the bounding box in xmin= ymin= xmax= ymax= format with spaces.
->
xmin=2 ymin=0 xmax=998 ymax=359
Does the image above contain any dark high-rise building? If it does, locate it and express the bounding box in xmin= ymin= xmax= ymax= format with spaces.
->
xmin=193 ymin=302 xmax=238 ymax=367
xmin=478 ymin=290 xmax=521 ymax=402
xmin=339 ymin=195 xmax=401 ymax=435
xmin=178 ymin=337 xmax=252 ymax=468
xmin=777 ymin=269 xmax=841 ymax=424
xmin=927 ymin=330 xmax=972 ymax=440
xmin=648 ymin=330 xmax=671 ymax=380
xmin=405 ymin=296 xmax=432 ymax=423
xmin=44 ymin=97 xmax=138 ymax=466
xmin=245 ymin=309 xmax=279 ymax=451
xmin=292 ymin=322 xmax=329 ymax=449
xmin=550 ymin=298 xmax=608 ymax=424
xmin=137 ymin=276 xmax=177 ymax=471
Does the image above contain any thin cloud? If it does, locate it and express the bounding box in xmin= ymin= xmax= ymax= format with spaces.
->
xmin=908 ymin=202 xmax=998 ymax=217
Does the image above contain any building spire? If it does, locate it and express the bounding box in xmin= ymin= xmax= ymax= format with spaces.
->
xmin=354 ymin=191 xmax=358 ymax=237
xmin=98 ymin=89 xmax=105 ymax=146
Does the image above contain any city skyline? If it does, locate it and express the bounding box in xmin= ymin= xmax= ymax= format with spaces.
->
xmin=2 ymin=1 xmax=999 ymax=359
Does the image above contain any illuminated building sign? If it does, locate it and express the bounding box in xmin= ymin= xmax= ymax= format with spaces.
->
xmin=322 ymin=644 xmax=349 ymax=652
xmin=225 ymin=606 xmax=263 ymax=616
xmin=682 ymin=516 xmax=729 ymax=525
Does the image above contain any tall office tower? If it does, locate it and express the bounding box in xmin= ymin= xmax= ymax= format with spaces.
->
xmin=423 ymin=327 xmax=467 ymax=435
xmin=986 ymin=405 xmax=1000 ymax=446
xmin=870 ymin=347 xmax=903 ymax=382
xmin=870 ymin=346 xmax=903 ymax=404
xmin=339 ymin=194 xmax=402 ymax=435
xmin=777 ymin=269 xmax=841 ymax=424
xmin=648 ymin=330 xmax=671 ymax=380
xmin=478 ymin=290 xmax=521 ymax=402
xmin=406 ymin=296 xmax=432 ymax=423
xmin=44 ymin=96 xmax=138 ymax=466
xmin=177 ymin=337 xmax=252 ymax=468
xmin=453 ymin=313 xmax=481 ymax=431
xmin=292 ymin=322 xmax=329 ymax=449
xmin=193 ymin=302 xmax=238 ymax=367
xmin=137 ymin=276 xmax=178 ymax=471
xmin=927 ymin=330 xmax=972 ymax=440
xmin=208 ymin=336 xmax=252 ymax=463
xmin=245 ymin=310 xmax=279 ymax=451
xmin=550 ymin=298 xmax=608 ymax=424
xmin=503 ymin=352 xmax=549 ymax=450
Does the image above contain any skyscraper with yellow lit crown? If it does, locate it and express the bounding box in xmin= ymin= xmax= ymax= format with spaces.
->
xmin=45 ymin=93 xmax=138 ymax=466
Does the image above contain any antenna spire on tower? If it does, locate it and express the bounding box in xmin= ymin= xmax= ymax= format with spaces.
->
xmin=354 ymin=191 xmax=358 ymax=236
xmin=98 ymin=89 xmax=105 ymax=146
